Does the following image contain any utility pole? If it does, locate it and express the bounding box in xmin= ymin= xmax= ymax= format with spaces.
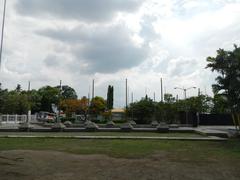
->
xmin=28 ymin=81 xmax=31 ymax=91
xmin=88 ymin=85 xmax=91 ymax=106
xmin=27 ymin=81 xmax=31 ymax=124
xmin=198 ymin=88 xmax=201 ymax=96
xmin=58 ymin=80 xmax=62 ymax=123
xmin=160 ymin=78 xmax=163 ymax=102
xmin=153 ymin=92 xmax=156 ymax=102
xmin=131 ymin=92 xmax=134 ymax=121
xmin=0 ymin=0 xmax=6 ymax=68
xmin=92 ymin=79 xmax=95 ymax=100
xmin=131 ymin=92 xmax=133 ymax=104
xmin=127 ymin=86 xmax=130 ymax=105
xmin=125 ymin=78 xmax=128 ymax=108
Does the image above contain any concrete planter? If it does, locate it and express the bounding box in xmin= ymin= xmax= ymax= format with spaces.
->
xmin=120 ymin=123 xmax=133 ymax=132
xmin=51 ymin=123 xmax=66 ymax=132
xmin=157 ymin=123 xmax=169 ymax=133
xmin=106 ymin=121 xmax=115 ymax=128
xmin=151 ymin=120 xmax=159 ymax=127
xmin=85 ymin=121 xmax=99 ymax=132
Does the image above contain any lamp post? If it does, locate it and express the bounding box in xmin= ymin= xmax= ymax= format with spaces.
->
xmin=174 ymin=87 xmax=196 ymax=99
xmin=174 ymin=86 xmax=196 ymax=125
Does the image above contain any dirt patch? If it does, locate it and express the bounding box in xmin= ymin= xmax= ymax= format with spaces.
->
xmin=0 ymin=150 xmax=239 ymax=180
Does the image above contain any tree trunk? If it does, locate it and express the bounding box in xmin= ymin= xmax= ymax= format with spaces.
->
xmin=232 ymin=114 xmax=238 ymax=131
xmin=237 ymin=114 xmax=240 ymax=132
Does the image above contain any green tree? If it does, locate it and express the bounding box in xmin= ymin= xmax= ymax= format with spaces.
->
xmin=15 ymin=84 xmax=22 ymax=93
xmin=29 ymin=90 xmax=42 ymax=113
xmin=89 ymin=96 xmax=106 ymax=115
xmin=56 ymin=85 xmax=78 ymax=100
xmin=186 ymin=95 xmax=212 ymax=113
xmin=128 ymin=96 xmax=155 ymax=124
xmin=0 ymin=84 xmax=8 ymax=114
xmin=164 ymin=93 xmax=175 ymax=104
xmin=206 ymin=44 xmax=240 ymax=130
xmin=211 ymin=94 xmax=229 ymax=114
xmin=2 ymin=91 xmax=29 ymax=114
xmin=107 ymin=85 xmax=114 ymax=110
xmin=38 ymin=86 xmax=59 ymax=112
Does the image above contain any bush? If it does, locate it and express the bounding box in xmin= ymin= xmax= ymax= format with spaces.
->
xmin=113 ymin=119 xmax=127 ymax=124
xmin=61 ymin=117 xmax=75 ymax=123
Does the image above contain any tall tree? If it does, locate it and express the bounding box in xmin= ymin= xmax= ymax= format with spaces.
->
xmin=107 ymin=85 xmax=114 ymax=110
xmin=38 ymin=86 xmax=59 ymax=112
xmin=56 ymin=85 xmax=78 ymax=100
xmin=206 ymin=44 xmax=240 ymax=130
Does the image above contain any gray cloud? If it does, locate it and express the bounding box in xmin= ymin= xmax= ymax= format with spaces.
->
xmin=44 ymin=55 xmax=60 ymax=67
xmin=38 ymin=25 xmax=149 ymax=74
xmin=15 ymin=0 xmax=143 ymax=22
xmin=167 ymin=57 xmax=199 ymax=77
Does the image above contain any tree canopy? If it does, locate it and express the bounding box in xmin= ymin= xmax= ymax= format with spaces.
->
xmin=206 ymin=44 xmax=240 ymax=113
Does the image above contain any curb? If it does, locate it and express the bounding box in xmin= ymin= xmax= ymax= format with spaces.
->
xmin=0 ymin=135 xmax=228 ymax=141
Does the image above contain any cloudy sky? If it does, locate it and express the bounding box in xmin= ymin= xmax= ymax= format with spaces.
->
xmin=0 ymin=0 xmax=240 ymax=107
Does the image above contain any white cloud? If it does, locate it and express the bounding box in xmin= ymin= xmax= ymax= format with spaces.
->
xmin=0 ymin=0 xmax=240 ymax=107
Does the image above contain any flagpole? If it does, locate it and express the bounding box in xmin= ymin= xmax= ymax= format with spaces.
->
xmin=0 ymin=0 xmax=7 ymax=68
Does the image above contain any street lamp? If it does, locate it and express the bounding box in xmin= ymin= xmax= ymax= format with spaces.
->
xmin=174 ymin=86 xmax=196 ymax=126
xmin=174 ymin=87 xmax=196 ymax=99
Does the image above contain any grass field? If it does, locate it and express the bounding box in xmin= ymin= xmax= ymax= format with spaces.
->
xmin=0 ymin=138 xmax=240 ymax=179
xmin=0 ymin=137 xmax=239 ymax=158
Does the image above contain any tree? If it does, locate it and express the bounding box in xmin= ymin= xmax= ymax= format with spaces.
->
xmin=211 ymin=94 xmax=229 ymax=114
xmin=15 ymin=84 xmax=22 ymax=93
xmin=38 ymin=86 xmax=59 ymax=112
xmin=60 ymin=96 xmax=89 ymax=119
xmin=60 ymin=99 xmax=80 ymax=117
xmin=185 ymin=95 xmax=212 ymax=113
xmin=128 ymin=96 xmax=155 ymax=124
xmin=164 ymin=93 xmax=175 ymax=104
xmin=2 ymin=90 xmax=29 ymax=114
xmin=89 ymin=96 xmax=106 ymax=115
xmin=107 ymin=85 xmax=114 ymax=110
xmin=56 ymin=85 xmax=78 ymax=100
xmin=0 ymin=84 xmax=8 ymax=114
xmin=28 ymin=90 xmax=42 ymax=114
xmin=78 ymin=96 xmax=89 ymax=120
xmin=206 ymin=44 xmax=240 ymax=130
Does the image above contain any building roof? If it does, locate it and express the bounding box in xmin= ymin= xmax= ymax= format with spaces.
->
xmin=111 ymin=108 xmax=125 ymax=113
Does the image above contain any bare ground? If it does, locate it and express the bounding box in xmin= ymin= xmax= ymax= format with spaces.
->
xmin=0 ymin=150 xmax=239 ymax=180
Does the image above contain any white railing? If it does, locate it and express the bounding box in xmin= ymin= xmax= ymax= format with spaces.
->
xmin=0 ymin=115 xmax=37 ymax=124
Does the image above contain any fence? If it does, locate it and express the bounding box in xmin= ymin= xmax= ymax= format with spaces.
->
xmin=199 ymin=114 xmax=233 ymax=126
xmin=0 ymin=115 xmax=37 ymax=124
xmin=178 ymin=112 xmax=234 ymax=126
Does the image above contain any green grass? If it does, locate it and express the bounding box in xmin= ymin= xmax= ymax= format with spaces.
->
xmin=0 ymin=138 xmax=240 ymax=159
xmin=0 ymin=132 xmax=204 ymax=137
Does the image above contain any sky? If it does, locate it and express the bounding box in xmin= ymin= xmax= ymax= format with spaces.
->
xmin=0 ymin=0 xmax=240 ymax=107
